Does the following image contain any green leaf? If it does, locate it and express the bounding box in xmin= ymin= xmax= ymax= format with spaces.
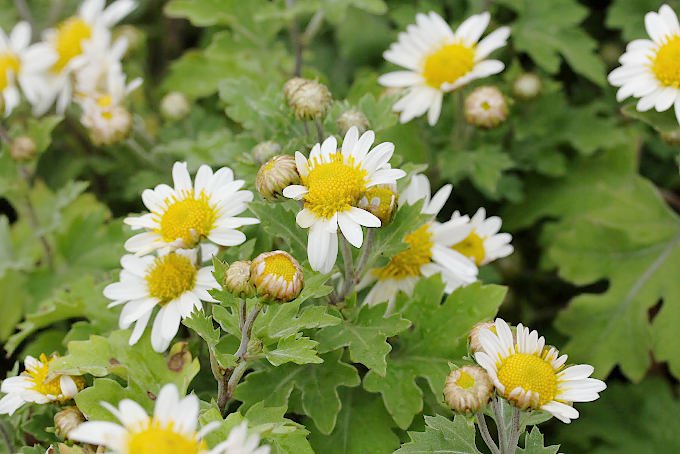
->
xmin=439 ymin=145 xmax=515 ymax=197
xmin=499 ymin=0 xmax=605 ymax=85
xmin=164 ymin=0 xmax=238 ymax=26
xmin=74 ymin=378 xmax=149 ymax=422
xmin=308 ymin=387 xmax=400 ymax=454
xmin=364 ymin=278 xmax=506 ymax=428
xmin=264 ymin=333 xmax=323 ymax=366
xmin=234 ymin=350 xmax=360 ymax=434
xmin=517 ymin=427 xmax=560 ymax=454
xmin=505 ymin=144 xmax=680 ymax=381
xmin=606 ymin=0 xmax=679 ymax=41
xmin=395 ymin=414 xmax=482 ymax=454
xmin=219 ymin=78 xmax=290 ymax=135
xmin=315 ymin=302 xmax=411 ymax=375
xmin=183 ymin=310 xmax=236 ymax=369
xmin=621 ymin=102 xmax=680 ymax=135
xmin=248 ymin=201 xmax=308 ymax=262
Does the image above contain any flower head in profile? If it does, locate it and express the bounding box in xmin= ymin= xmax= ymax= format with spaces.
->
xmin=0 ymin=22 xmax=56 ymax=116
xmin=449 ymin=208 xmax=513 ymax=266
xmin=124 ymin=162 xmax=259 ymax=255
xmin=41 ymin=0 xmax=137 ymax=113
xmin=361 ymin=174 xmax=478 ymax=308
xmin=0 ymin=354 xmax=84 ymax=415
xmin=608 ymin=4 xmax=680 ymax=125
xmin=104 ymin=249 xmax=220 ymax=352
xmin=68 ymin=383 xmax=270 ymax=454
xmin=283 ymin=127 xmax=405 ymax=273
xmin=475 ymin=318 xmax=607 ymax=423
xmin=379 ymin=11 xmax=509 ymax=125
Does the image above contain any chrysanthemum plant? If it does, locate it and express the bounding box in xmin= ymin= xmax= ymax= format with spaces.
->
xmin=2 ymin=0 xmax=680 ymax=453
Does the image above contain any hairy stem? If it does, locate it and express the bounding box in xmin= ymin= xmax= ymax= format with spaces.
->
xmin=354 ymin=228 xmax=375 ymax=285
xmin=285 ymin=0 xmax=303 ymax=76
xmin=505 ymin=407 xmax=522 ymax=454
xmin=475 ymin=411 xmax=500 ymax=454
xmin=330 ymin=234 xmax=355 ymax=304
xmin=314 ymin=118 xmax=325 ymax=142
xmin=492 ymin=398 xmax=508 ymax=454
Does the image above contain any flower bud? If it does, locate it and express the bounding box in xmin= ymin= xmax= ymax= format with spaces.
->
xmin=512 ymin=73 xmax=542 ymax=100
xmin=468 ymin=321 xmax=496 ymax=354
xmin=55 ymin=406 xmax=85 ymax=439
xmin=357 ymin=185 xmax=397 ymax=225
xmin=81 ymin=101 xmax=132 ymax=146
xmin=284 ymin=77 xmax=332 ymax=120
xmin=251 ymin=140 xmax=282 ymax=164
xmin=464 ymin=86 xmax=508 ymax=129
xmin=224 ymin=260 xmax=256 ymax=298
xmin=600 ymin=41 xmax=623 ymax=67
xmin=160 ymin=91 xmax=191 ymax=121
xmin=443 ymin=365 xmax=494 ymax=413
xmin=250 ymin=250 xmax=304 ymax=303
xmin=661 ymin=129 xmax=680 ymax=145
xmin=337 ymin=109 xmax=369 ymax=135
xmin=9 ymin=136 xmax=37 ymax=161
xmin=256 ymin=155 xmax=301 ymax=201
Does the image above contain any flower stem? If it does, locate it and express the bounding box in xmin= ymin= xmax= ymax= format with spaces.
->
xmin=330 ymin=234 xmax=355 ymax=304
xmin=492 ymin=397 xmax=509 ymax=454
xmin=18 ymin=166 xmax=54 ymax=269
xmin=354 ymin=228 xmax=375 ymax=286
xmin=475 ymin=411 xmax=500 ymax=454
xmin=314 ymin=118 xmax=324 ymax=142
xmin=505 ymin=407 xmax=522 ymax=454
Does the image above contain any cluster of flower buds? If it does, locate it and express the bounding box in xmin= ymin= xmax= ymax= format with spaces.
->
xmin=283 ymin=77 xmax=332 ymax=121
xmin=223 ymin=251 xmax=304 ymax=303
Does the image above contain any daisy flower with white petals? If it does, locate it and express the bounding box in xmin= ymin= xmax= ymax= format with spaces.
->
xmin=608 ymin=4 xmax=680 ymax=125
xmin=0 ymin=22 xmax=56 ymax=116
xmin=475 ymin=318 xmax=607 ymax=423
xmin=361 ymin=174 xmax=478 ymax=308
xmin=449 ymin=207 xmax=513 ymax=266
xmin=379 ymin=11 xmax=510 ymax=125
xmin=104 ymin=249 xmax=220 ymax=352
xmin=68 ymin=383 xmax=270 ymax=454
xmin=0 ymin=354 xmax=84 ymax=415
xmin=40 ymin=0 xmax=137 ymax=114
xmin=124 ymin=162 xmax=259 ymax=256
xmin=282 ymin=126 xmax=406 ymax=273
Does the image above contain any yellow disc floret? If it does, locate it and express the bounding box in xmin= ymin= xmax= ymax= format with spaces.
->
xmin=146 ymin=253 xmax=197 ymax=304
xmin=0 ymin=52 xmax=20 ymax=91
xmin=127 ymin=420 xmax=207 ymax=454
xmin=422 ymin=43 xmax=475 ymax=88
xmin=303 ymin=153 xmax=368 ymax=219
xmin=497 ymin=353 xmax=557 ymax=407
xmin=262 ymin=253 xmax=297 ymax=282
xmin=652 ymin=35 xmax=680 ymax=88
xmin=52 ymin=17 xmax=92 ymax=73
xmin=27 ymin=354 xmax=62 ymax=397
xmin=156 ymin=192 xmax=218 ymax=245
xmin=452 ymin=231 xmax=485 ymax=265
xmin=373 ymin=223 xmax=433 ymax=279
xmin=455 ymin=370 xmax=475 ymax=389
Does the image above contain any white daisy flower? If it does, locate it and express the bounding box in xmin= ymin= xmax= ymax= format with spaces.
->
xmin=68 ymin=383 xmax=270 ymax=454
xmin=124 ymin=162 xmax=259 ymax=255
xmin=361 ymin=174 xmax=478 ymax=307
xmin=608 ymin=4 xmax=680 ymax=124
xmin=379 ymin=11 xmax=510 ymax=125
xmin=475 ymin=318 xmax=607 ymax=423
xmin=0 ymin=22 xmax=56 ymax=116
xmin=282 ymin=126 xmax=406 ymax=273
xmin=40 ymin=0 xmax=137 ymax=114
xmin=448 ymin=207 xmax=513 ymax=266
xmin=104 ymin=249 xmax=220 ymax=352
xmin=0 ymin=354 xmax=84 ymax=416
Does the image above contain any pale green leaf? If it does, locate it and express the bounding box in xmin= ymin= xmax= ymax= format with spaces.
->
xmin=395 ymin=414 xmax=482 ymax=454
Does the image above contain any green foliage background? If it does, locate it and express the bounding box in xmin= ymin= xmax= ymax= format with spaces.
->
xmin=1 ymin=0 xmax=680 ymax=452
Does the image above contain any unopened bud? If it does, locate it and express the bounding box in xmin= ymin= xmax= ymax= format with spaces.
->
xmin=443 ymin=365 xmax=494 ymax=413
xmin=284 ymin=78 xmax=332 ymax=120
xmin=256 ymin=155 xmax=301 ymax=201
xmin=464 ymin=86 xmax=508 ymax=129
xmin=661 ymin=129 xmax=680 ymax=145
xmin=468 ymin=321 xmax=496 ymax=354
xmin=252 ymin=140 xmax=282 ymax=164
xmin=224 ymin=260 xmax=256 ymax=298
xmin=512 ymin=73 xmax=542 ymax=100
xmin=337 ymin=109 xmax=369 ymax=135
xmin=357 ymin=185 xmax=397 ymax=225
xmin=82 ymin=103 xmax=132 ymax=146
xmin=160 ymin=92 xmax=190 ymax=121
xmin=9 ymin=136 xmax=37 ymax=161
xmin=250 ymin=250 xmax=304 ymax=303
xmin=55 ymin=406 xmax=85 ymax=439
xmin=600 ymin=41 xmax=623 ymax=67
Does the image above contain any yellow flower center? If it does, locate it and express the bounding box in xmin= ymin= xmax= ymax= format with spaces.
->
xmin=652 ymin=35 xmax=680 ymax=87
xmin=52 ymin=17 xmax=92 ymax=73
xmin=262 ymin=253 xmax=297 ymax=282
xmin=422 ymin=43 xmax=475 ymax=88
xmin=373 ymin=223 xmax=433 ymax=279
xmin=302 ymin=152 xmax=368 ymax=219
xmin=360 ymin=186 xmax=396 ymax=223
xmin=155 ymin=191 xmax=218 ymax=246
xmin=0 ymin=52 xmax=20 ymax=91
xmin=146 ymin=253 xmax=197 ymax=304
xmin=26 ymin=354 xmax=62 ymax=397
xmin=497 ymin=353 xmax=557 ymax=407
xmin=127 ymin=421 xmax=207 ymax=454
xmin=455 ymin=370 xmax=475 ymax=389
xmin=452 ymin=231 xmax=485 ymax=265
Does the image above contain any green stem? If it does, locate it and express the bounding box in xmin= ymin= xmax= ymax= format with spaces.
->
xmin=492 ymin=398 xmax=508 ymax=454
xmin=475 ymin=411 xmax=500 ymax=454
xmin=331 ymin=234 xmax=354 ymax=304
